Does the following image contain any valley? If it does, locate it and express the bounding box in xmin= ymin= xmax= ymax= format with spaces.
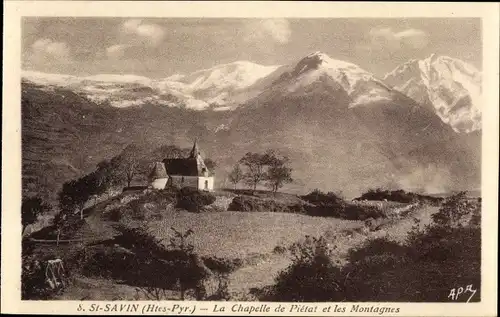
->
xmin=21 ymin=52 xmax=481 ymax=202
xmin=21 ymin=50 xmax=482 ymax=302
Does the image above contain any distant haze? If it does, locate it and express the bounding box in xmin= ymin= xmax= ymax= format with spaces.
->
xmin=22 ymin=18 xmax=481 ymax=78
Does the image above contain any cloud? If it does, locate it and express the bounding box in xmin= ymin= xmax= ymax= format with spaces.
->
xmin=121 ymin=19 xmax=165 ymax=46
xmin=31 ymin=38 xmax=71 ymax=60
xmin=244 ymin=19 xmax=291 ymax=44
xmin=106 ymin=44 xmax=131 ymax=59
xmin=369 ymin=27 xmax=429 ymax=50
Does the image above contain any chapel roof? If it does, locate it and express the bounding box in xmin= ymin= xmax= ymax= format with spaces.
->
xmin=149 ymin=161 xmax=168 ymax=179
xmin=163 ymin=158 xmax=200 ymax=176
xmin=158 ymin=140 xmax=211 ymax=177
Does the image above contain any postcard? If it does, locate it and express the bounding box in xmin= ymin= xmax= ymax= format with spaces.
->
xmin=2 ymin=1 xmax=498 ymax=316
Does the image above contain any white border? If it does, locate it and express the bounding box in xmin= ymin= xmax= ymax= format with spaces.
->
xmin=2 ymin=2 xmax=499 ymax=316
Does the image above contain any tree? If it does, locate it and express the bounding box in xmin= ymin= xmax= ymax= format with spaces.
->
xmin=22 ymin=197 xmax=50 ymax=233
xmin=239 ymin=152 xmax=272 ymax=192
xmin=58 ymin=174 xmax=97 ymax=220
xmin=52 ymin=212 xmax=67 ymax=246
xmin=204 ymin=158 xmax=217 ymax=173
xmin=266 ymin=155 xmax=293 ymax=193
xmin=267 ymin=165 xmax=293 ymax=193
xmin=111 ymin=144 xmax=148 ymax=188
xmin=228 ymin=164 xmax=244 ymax=190
xmin=94 ymin=159 xmax=122 ymax=197
xmin=239 ymin=150 xmax=293 ymax=193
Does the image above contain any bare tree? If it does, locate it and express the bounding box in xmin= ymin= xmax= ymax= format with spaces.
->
xmin=239 ymin=151 xmax=293 ymax=193
xmin=228 ymin=164 xmax=244 ymax=190
xmin=111 ymin=144 xmax=148 ymax=187
xmin=267 ymin=165 xmax=293 ymax=193
xmin=239 ymin=152 xmax=270 ymax=193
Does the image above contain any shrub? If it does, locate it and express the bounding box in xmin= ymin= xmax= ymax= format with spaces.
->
xmin=273 ymin=245 xmax=288 ymax=255
xmin=108 ymin=208 xmax=123 ymax=222
xmin=22 ymin=196 xmax=51 ymax=232
xmin=406 ymin=225 xmax=481 ymax=263
xmin=269 ymin=236 xmax=344 ymax=301
xmin=301 ymin=189 xmax=343 ymax=206
xmin=342 ymin=203 xmax=385 ymax=220
xmin=265 ymin=188 xmax=481 ymax=302
xmin=342 ymin=227 xmax=481 ymax=302
xmin=129 ymin=200 xmax=147 ymax=220
xmin=347 ymin=238 xmax=409 ymax=263
xmin=341 ymin=192 xmax=481 ymax=302
xmin=202 ymin=256 xmax=242 ymax=276
xmin=355 ymin=188 xmax=444 ymax=205
xmin=431 ymin=192 xmax=480 ymax=228
xmin=177 ymin=187 xmax=216 ymax=213
xmin=78 ymin=225 xmax=214 ymax=300
xmin=77 ymin=245 xmax=138 ymax=279
xmin=301 ymin=201 xmax=385 ymax=220
xmin=228 ymin=195 xmax=289 ymax=213
xmin=228 ymin=192 xmax=385 ymax=220
xmin=300 ymin=189 xmax=386 ymax=220
xmin=288 ymin=203 xmax=306 ymax=214
xmin=106 ymin=189 xmax=178 ymax=221
xmin=228 ymin=196 xmax=256 ymax=212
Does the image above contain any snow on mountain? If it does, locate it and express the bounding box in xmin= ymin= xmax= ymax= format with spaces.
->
xmin=22 ymin=70 xmax=81 ymax=87
xmin=23 ymin=71 xmax=151 ymax=86
xmin=155 ymin=61 xmax=279 ymax=106
xmin=239 ymin=51 xmax=397 ymax=108
xmin=22 ymin=61 xmax=278 ymax=110
xmin=22 ymin=53 xmax=481 ymax=126
xmin=384 ymin=54 xmax=481 ymax=133
xmin=180 ymin=61 xmax=278 ymax=91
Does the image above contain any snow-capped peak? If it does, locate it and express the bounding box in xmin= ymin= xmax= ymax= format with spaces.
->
xmin=384 ymin=54 xmax=481 ymax=133
xmin=176 ymin=60 xmax=279 ymax=92
xmin=299 ymin=51 xmax=362 ymax=71
xmin=256 ymin=51 xmax=394 ymax=107
xmin=152 ymin=60 xmax=280 ymax=107
xmin=21 ymin=60 xmax=281 ymax=111
xmin=22 ymin=70 xmax=80 ymax=86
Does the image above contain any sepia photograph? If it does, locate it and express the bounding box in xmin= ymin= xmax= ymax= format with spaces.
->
xmin=2 ymin=1 xmax=499 ymax=316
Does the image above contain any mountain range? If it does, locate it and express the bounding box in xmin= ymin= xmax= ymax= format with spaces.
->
xmin=21 ymin=52 xmax=482 ymax=200
xmin=383 ymin=54 xmax=481 ymax=133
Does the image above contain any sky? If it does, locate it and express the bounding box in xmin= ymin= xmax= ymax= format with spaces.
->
xmin=22 ymin=18 xmax=482 ymax=78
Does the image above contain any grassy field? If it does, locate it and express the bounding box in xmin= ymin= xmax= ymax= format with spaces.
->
xmin=130 ymin=210 xmax=365 ymax=259
xmin=27 ymin=188 xmax=440 ymax=300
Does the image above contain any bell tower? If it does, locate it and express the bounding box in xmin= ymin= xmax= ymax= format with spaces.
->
xmin=189 ymin=138 xmax=200 ymax=158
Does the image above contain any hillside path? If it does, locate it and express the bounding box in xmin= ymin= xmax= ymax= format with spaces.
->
xmin=227 ymin=205 xmax=439 ymax=296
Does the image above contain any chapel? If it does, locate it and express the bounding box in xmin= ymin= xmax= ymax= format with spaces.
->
xmin=149 ymin=140 xmax=214 ymax=191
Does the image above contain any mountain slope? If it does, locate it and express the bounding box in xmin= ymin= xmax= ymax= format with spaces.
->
xmin=217 ymin=52 xmax=480 ymax=195
xmin=21 ymin=52 xmax=481 ymax=200
xmin=157 ymin=61 xmax=279 ymax=106
xmin=22 ymin=61 xmax=279 ymax=111
xmin=243 ymin=52 xmax=397 ymax=108
xmin=21 ymin=81 xmax=225 ymax=201
xmin=383 ymin=55 xmax=482 ymax=133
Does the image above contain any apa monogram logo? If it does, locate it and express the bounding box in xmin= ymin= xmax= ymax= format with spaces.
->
xmin=448 ymin=285 xmax=477 ymax=303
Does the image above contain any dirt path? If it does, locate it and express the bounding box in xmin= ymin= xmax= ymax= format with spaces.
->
xmin=381 ymin=205 xmax=439 ymax=243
